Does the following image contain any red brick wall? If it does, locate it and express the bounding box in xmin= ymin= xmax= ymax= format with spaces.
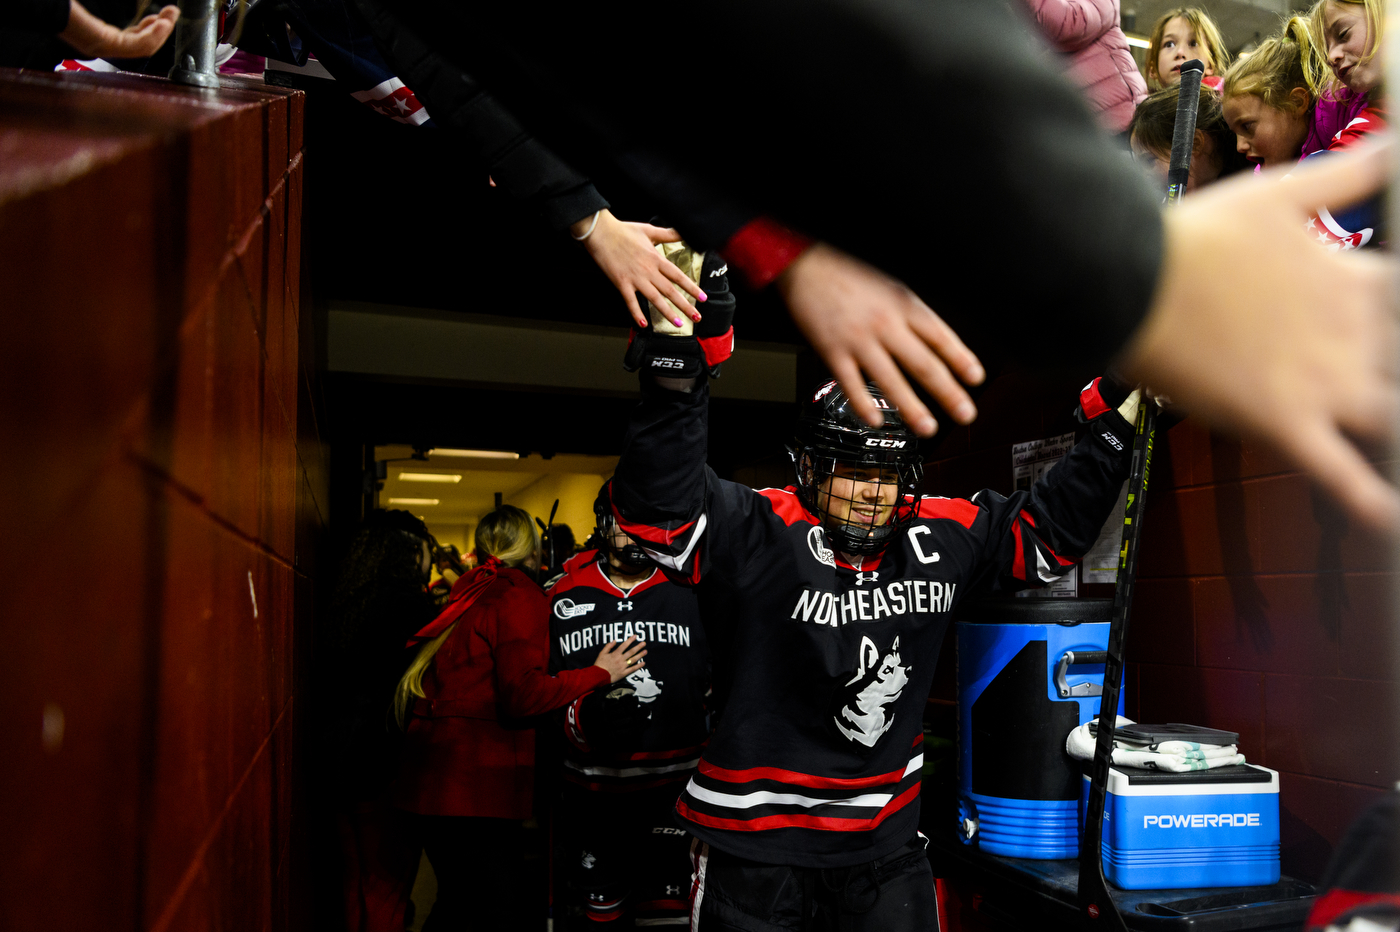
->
xmin=0 ymin=70 xmax=319 ymax=930
xmin=1132 ymin=420 xmax=1396 ymax=881
xmin=927 ymin=366 xmax=1396 ymax=882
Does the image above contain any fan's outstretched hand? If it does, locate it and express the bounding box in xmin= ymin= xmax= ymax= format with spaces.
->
xmin=1120 ymin=139 xmax=1398 ymax=532
xmin=777 ymin=243 xmax=985 ymax=437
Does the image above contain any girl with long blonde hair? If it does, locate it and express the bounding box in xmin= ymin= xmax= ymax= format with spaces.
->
xmin=388 ymin=505 xmax=646 ymax=929
xmin=1144 ymin=7 xmax=1231 ymax=90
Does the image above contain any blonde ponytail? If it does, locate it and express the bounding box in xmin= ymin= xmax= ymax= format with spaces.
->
xmin=1223 ymin=16 xmax=1316 ymax=112
xmin=392 ymin=505 xmax=541 ymax=728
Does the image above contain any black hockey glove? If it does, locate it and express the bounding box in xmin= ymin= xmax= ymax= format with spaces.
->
xmin=574 ymin=683 xmax=649 ymax=752
xmin=1075 ymin=375 xmax=1182 ymax=453
xmin=623 ymin=246 xmax=735 ymax=380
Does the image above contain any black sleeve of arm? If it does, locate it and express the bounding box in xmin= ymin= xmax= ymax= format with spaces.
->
xmin=13 ymin=0 xmax=70 ymax=32
xmin=614 ymin=148 xmax=756 ymax=251
xmin=610 ymin=379 xmax=712 ymax=581
xmin=349 ymin=0 xmax=607 ymax=232
xmin=410 ymin=0 xmax=1164 ymax=371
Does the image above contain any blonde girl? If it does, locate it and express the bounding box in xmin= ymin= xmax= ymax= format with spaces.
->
xmin=389 ymin=505 xmax=646 ymax=930
xmin=1221 ymin=17 xmax=1317 ymax=168
xmin=1145 ymin=8 xmax=1232 ymax=90
xmin=1307 ymin=0 xmax=1383 ymax=100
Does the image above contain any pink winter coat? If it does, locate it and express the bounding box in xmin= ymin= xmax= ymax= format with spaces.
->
xmin=1025 ymin=0 xmax=1148 ymax=134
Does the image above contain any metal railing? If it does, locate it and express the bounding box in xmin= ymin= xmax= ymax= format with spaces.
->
xmin=167 ymin=0 xmax=220 ymax=87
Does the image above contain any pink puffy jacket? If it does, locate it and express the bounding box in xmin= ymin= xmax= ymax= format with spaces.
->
xmin=1025 ymin=0 xmax=1147 ymax=134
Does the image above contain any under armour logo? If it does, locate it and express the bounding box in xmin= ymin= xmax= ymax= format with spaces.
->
xmin=855 ymin=571 xmax=880 ymax=586
xmin=666 ymin=885 xmax=683 ymax=896
xmin=617 ymin=600 xmax=634 ymax=611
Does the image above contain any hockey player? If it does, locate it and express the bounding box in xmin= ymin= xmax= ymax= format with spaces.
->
xmin=549 ymin=486 xmax=711 ymax=928
xmin=610 ymin=327 xmax=1145 ymax=929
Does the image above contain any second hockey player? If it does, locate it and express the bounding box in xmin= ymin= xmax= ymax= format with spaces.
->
xmin=549 ymin=487 xmax=713 ymax=927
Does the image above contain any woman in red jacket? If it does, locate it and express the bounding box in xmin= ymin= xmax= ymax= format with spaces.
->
xmin=391 ymin=505 xmax=646 ymax=931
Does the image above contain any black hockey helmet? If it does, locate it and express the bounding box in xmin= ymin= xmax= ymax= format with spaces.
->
xmin=593 ymin=482 xmax=654 ymax=570
xmin=790 ymin=380 xmax=923 ymax=556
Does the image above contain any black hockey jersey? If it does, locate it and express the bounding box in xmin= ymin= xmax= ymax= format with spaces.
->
xmin=610 ymin=380 xmax=1133 ymax=868
xmin=549 ymin=550 xmax=711 ymax=792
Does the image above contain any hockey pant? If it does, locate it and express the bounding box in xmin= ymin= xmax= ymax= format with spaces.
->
xmin=560 ymin=781 xmax=693 ymax=926
xmin=689 ymin=835 xmax=939 ymax=932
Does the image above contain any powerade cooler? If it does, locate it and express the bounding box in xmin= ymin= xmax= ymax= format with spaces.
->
xmin=956 ymin=599 xmax=1120 ymax=859
xmin=1080 ymin=762 xmax=1281 ymax=890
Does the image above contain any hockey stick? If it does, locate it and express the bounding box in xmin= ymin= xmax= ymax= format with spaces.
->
xmin=1076 ymin=59 xmax=1203 ymax=930
xmin=535 ymin=499 xmax=562 ymax=572
xmin=1164 ymin=61 xmax=1207 ymax=206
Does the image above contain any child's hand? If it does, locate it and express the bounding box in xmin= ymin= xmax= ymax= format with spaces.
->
xmin=575 ymin=210 xmax=707 ymax=329
xmin=60 ymin=1 xmax=178 ymax=59
xmin=1119 ymin=138 xmax=1398 ymax=531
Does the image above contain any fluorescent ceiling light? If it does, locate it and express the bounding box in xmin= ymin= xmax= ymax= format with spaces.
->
xmin=1125 ymin=35 xmax=1149 ymax=48
xmin=399 ymin=472 xmax=463 ymax=483
xmin=430 ymin=448 xmax=520 ymax=459
xmin=388 ymin=497 xmax=440 ymax=506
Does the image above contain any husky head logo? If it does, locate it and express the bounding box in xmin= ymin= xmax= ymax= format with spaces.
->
xmin=625 ymin=666 xmax=663 ymax=704
xmin=807 ymin=525 xmax=836 ymax=568
xmin=832 ymin=636 xmax=911 ymax=748
xmin=813 ymin=381 xmax=838 ymax=402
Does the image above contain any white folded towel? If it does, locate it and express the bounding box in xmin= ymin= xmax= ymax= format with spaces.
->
xmin=1066 ymin=717 xmax=1246 ymax=773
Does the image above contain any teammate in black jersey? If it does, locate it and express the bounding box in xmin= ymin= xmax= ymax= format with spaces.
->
xmin=549 ymin=487 xmax=712 ymax=928
xmin=608 ymin=295 xmax=1147 ymax=930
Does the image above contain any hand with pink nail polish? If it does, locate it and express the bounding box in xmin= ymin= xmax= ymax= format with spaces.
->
xmin=570 ymin=209 xmax=708 ymax=328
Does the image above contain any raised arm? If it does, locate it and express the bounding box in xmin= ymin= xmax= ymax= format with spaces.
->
xmin=965 ymin=377 xmax=1138 ymax=593
xmin=609 ymin=380 xmax=712 ymax=582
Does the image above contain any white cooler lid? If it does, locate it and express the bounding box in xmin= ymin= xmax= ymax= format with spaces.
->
xmin=1096 ymin=764 xmax=1279 ymax=796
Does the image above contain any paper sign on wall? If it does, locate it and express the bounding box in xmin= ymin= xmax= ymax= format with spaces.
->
xmin=1081 ymin=483 xmax=1128 ymax=584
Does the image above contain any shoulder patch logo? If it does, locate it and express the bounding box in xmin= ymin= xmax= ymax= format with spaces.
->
xmin=807 ymin=525 xmax=836 ymax=568
xmin=832 ymin=635 xmax=911 ymax=748
xmin=554 ymin=598 xmax=596 ymax=620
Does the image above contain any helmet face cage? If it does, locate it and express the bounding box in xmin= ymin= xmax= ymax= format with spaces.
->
xmin=795 ymin=450 xmax=923 ymax=556
xmin=791 ymin=379 xmax=924 ymax=557
xmin=592 ymin=505 xmax=654 ymax=570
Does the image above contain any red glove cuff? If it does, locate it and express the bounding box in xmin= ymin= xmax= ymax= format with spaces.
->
xmin=1078 ymin=377 xmax=1112 ymax=420
xmin=698 ymin=327 xmax=734 ymax=368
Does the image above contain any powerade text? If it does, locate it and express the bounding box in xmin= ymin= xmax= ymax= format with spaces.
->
xmin=1143 ymin=813 xmax=1262 ymax=829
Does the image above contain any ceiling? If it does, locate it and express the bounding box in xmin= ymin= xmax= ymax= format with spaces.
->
xmin=373 ymin=446 xmax=618 ymax=526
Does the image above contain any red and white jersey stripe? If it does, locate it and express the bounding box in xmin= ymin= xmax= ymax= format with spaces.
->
xmin=678 ymin=736 xmax=925 ymax=834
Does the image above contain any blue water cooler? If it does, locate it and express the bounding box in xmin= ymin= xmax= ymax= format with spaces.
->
xmin=956 ymin=599 xmax=1121 ymax=859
